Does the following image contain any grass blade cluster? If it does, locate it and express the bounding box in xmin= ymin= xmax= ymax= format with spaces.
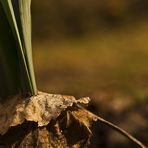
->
xmin=0 ymin=0 xmax=37 ymax=99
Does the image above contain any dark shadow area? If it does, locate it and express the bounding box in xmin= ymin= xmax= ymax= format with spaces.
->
xmin=0 ymin=121 xmax=38 ymax=148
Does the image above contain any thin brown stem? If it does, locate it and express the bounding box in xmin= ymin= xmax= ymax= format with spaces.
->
xmin=86 ymin=110 xmax=147 ymax=148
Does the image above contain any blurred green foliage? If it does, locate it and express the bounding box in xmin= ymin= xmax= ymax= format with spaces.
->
xmin=31 ymin=0 xmax=148 ymax=101
xmin=33 ymin=21 xmax=148 ymax=100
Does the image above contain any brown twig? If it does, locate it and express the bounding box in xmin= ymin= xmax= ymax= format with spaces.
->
xmin=86 ymin=109 xmax=147 ymax=148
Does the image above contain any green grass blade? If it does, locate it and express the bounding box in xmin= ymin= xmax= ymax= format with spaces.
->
xmin=19 ymin=0 xmax=37 ymax=95
xmin=0 ymin=3 xmax=20 ymax=99
xmin=0 ymin=0 xmax=37 ymax=97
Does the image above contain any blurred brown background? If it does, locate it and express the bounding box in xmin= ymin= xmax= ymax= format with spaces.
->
xmin=32 ymin=0 xmax=148 ymax=147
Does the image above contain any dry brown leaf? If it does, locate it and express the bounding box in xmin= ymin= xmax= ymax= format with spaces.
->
xmin=0 ymin=91 xmax=90 ymax=135
xmin=0 ymin=92 xmax=146 ymax=148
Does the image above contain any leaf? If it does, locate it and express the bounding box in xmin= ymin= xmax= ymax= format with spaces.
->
xmin=18 ymin=0 xmax=37 ymax=95
xmin=0 ymin=0 xmax=37 ymax=98
xmin=0 ymin=2 xmax=20 ymax=98
xmin=0 ymin=92 xmax=79 ymax=134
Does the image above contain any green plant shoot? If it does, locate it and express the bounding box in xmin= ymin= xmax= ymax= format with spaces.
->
xmin=0 ymin=0 xmax=37 ymax=99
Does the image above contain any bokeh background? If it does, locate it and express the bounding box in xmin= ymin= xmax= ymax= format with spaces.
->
xmin=31 ymin=0 xmax=148 ymax=147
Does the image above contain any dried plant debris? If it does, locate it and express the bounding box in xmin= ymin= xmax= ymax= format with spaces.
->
xmin=0 ymin=92 xmax=92 ymax=148
xmin=0 ymin=91 xmax=90 ymax=135
xmin=0 ymin=111 xmax=92 ymax=147
xmin=0 ymin=92 xmax=146 ymax=148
